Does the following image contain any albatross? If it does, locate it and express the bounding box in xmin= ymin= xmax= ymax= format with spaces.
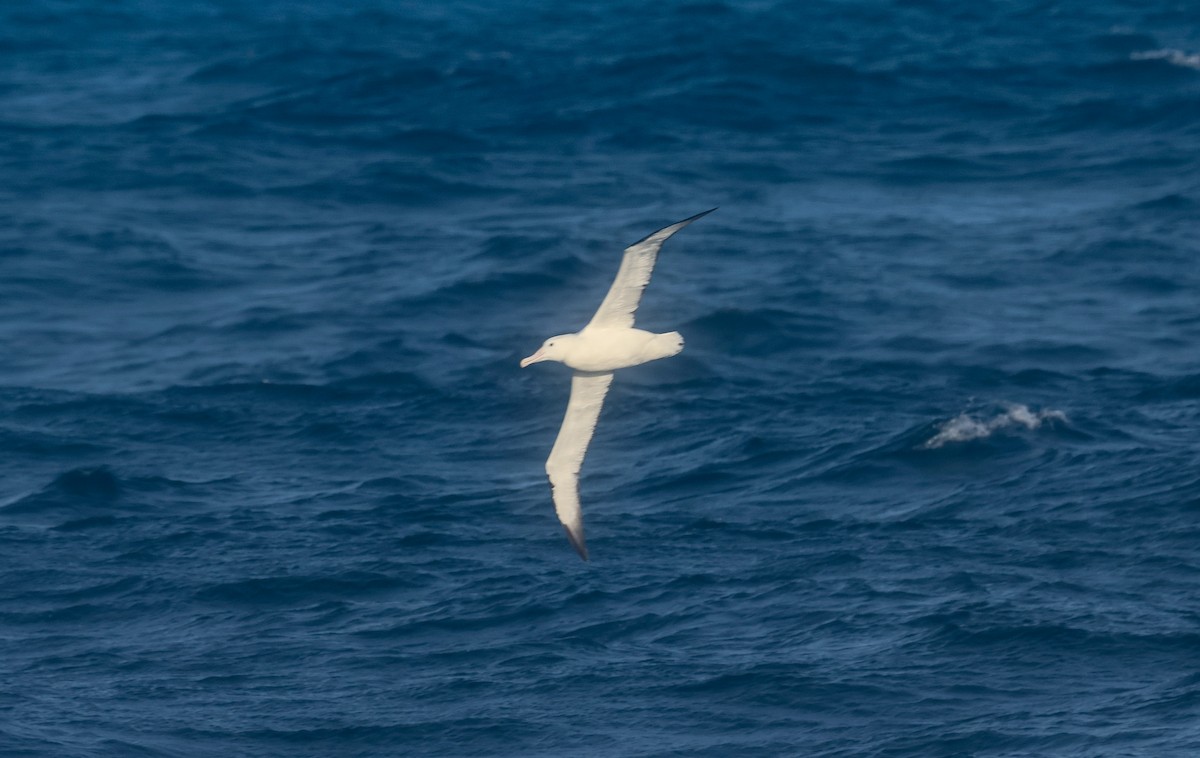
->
xmin=520 ymin=209 xmax=715 ymax=560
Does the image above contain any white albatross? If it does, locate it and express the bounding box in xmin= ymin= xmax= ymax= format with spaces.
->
xmin=520 ymin=209 xmax=715 ymax=560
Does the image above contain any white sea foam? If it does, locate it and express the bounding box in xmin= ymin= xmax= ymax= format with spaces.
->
xmin=924 ymin=405 xmax=1067 ymax=449
xmin=1131 ymin=49 xmax=1200 ymax=70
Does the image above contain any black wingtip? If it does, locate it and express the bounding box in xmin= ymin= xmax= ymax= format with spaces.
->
xmin=673 ymin=207 xmax=718 ymax=227
xmin=629 ymin=207 xmax=718 ymax=247
xmin=563 ymin=524 xmax=589 ymax=562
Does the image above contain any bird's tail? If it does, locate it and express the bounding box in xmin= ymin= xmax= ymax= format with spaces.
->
xmin=659 ymin=331 xmax=684 ymax=358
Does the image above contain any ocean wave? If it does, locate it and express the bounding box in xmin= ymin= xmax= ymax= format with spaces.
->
xmin=1131 ymin=49 xmax=1200 ymax=70
xmin=164 ymin=380 xmax=355 ymax=402
xmin=272 ymin=165 xmax=501 ymax=205
xmin=405 ymin=265 xmax=579 ymax=314
xmin=877 ymin=154 xmax=998 ymax=183
xmin=1 ymin=466 xmax=130 ymax=524
xmin=0 ymin=467 xmax=237 ymax=522
xmin=1048 ymin=236 xmax=1183 ymax=264
xmin=1132 ymin=193 xmax=1195 ymax=212
xmin=0 ymin=427 xmax=106 ymax=457
xmin=195 ymin=571 xmax=406 ymax=605
xmin=1136 ymin=373 xmax=1200 ymax=402
xmin=926 ymin=618 xmax=1200 ymax=657
xmin=681 ymin=307 xmax=833 ymax=353
xmin=1113 ymin=273 xmax=1184 ymax=294
xmin=924 ymin=405 xmax=1068 ymax=449
xmin=1044 ymin=96 xmax=1200 ymax=133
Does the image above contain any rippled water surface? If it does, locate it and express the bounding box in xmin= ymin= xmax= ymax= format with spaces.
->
xmin=3 ymin=1 xmax=1200 ymax=755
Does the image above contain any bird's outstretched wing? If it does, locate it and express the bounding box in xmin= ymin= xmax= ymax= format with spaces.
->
xmin=546 ymin=371 xmax=614 ymax=561
xmin=586 ymin=208 xmax=716 ymax=330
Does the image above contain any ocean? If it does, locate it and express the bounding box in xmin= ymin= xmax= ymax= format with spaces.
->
xmin=2 ymin=1 xmax=1199 ymax=755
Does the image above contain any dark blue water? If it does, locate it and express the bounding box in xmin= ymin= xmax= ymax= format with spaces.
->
xmin=3 ymin=1 xmax=1200 ymax=755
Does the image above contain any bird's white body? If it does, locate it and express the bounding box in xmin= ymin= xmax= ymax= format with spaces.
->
xmin=520 ymin=209 xmax=713 ymax=561
xmin=524 ymin=328 xmax=684 ymax=373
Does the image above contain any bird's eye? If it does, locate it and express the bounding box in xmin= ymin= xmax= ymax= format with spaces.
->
xmin=549 ymin=342 xmax=555 ymax=347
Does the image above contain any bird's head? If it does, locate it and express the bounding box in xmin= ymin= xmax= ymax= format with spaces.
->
xmin=520 ymin=334 xmax=576 ymax=368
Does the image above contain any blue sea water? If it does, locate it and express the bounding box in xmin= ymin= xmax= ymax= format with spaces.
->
xmin=2 ymin=0 xmax=1200 ymax=755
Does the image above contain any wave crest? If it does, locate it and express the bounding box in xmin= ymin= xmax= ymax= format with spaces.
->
xmin=924 ymin=405 xmax=1067 ymax=449
xmin=1131 ymin=49 xmax=1200 ymax=70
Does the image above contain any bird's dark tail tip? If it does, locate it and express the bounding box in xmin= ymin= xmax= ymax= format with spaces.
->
xmin=563 ymin=524 xmax=589 ymax=562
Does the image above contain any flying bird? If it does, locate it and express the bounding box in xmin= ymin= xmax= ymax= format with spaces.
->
xmin=520 ymin=209 xmax=715 ymax=560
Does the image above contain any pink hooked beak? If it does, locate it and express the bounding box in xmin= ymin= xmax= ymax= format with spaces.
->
xmin=519 ymin=349 xmax=545 ymax=368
